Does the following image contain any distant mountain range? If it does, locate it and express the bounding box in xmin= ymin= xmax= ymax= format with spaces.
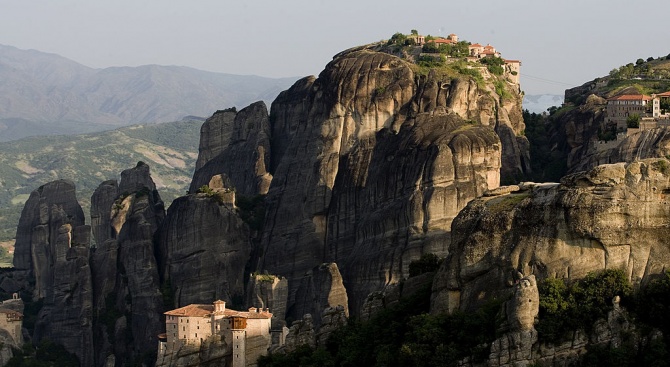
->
xmin=0 ymin=118 xmax=203 ymax=242
xmin=0 ymin=44 xmax=298 ymax=141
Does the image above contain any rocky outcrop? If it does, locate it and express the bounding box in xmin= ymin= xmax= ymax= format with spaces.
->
xmin=483 ymin=294 xmax=643 ymax=366
xmin=315 ymin=306 xmax=348 ymax=348
xmin=540 ymin=94 xmax=606 ymax=174
xmin=256 ymin=48 xmax=516 ymax=316
xmin=190 ymin=102 xmax=272 ymax=197
xmin=155 ymin=337 xmax=228 ymax=367
xmin=291 ymin=263 xmax=348 ymax=326
xmin=284 ymin=314 xmax=315 ymax=351
xmin=157 ymin=175 xmax=250 ymax=307
xmin=89 ymin=163 xmax=166 ymax=366
xmin=90 ymin=180 xmax=119 ymax=312
xmin=13 ymin=180 xmax=94 ymax=366
xmin=280 ymin=305 xmax=346 ymax=351
xmin=487 ymin=275 xmax=539 ymax=366
xmin=611 ymin=127 xmax=670 ymax=163
xmin=432 ymin=159 xmax=670 ymax=313
xmin=114 ymin=163 xmax=165 ymax=355
xmin=359 ymin=271 xmax=435 ymax=322
xmin=246 ymin=274 xmax=289 ymax=321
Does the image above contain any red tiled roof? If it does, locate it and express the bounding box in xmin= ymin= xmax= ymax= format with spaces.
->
xmin=504 ymin=59 xmax=521 ymax=64
xmin=165 ymin=304 xmax=213 ymax=317
xmin=470 ymin=43 xmax=483 ymax=48
xmin=165 ymin=304 xmax=272 ymax=319
xmin=607 ymin=94 xmax=652 ymax=101
xmin=484 ymin=45 xmax=495 ymax=50
xmin=657 ymin=91 xmax=670 ymax=97
xmin=433 ymin=39 xmax=453 ymax=44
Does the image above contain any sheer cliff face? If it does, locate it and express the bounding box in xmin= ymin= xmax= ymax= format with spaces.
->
xmin=183 ymin=48 xmax=525 ymax=318
xmin=432 ymin=159 xmax=670 ymax=313
xmin=13 ymin=180 xmax=94 ymax=366
xmin=157 ymin=192 xmax=250 ymax=307
xmin=253 ymin=49 xmax=518 ymax=316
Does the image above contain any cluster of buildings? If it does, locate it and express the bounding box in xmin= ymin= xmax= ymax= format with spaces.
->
xmin=605 ymin=91 xmax=670 ymax=132
xmin=408 ymin=32 xmax=521 ymax=84
xmin=157 ymin=300 xmax=286 ymax=367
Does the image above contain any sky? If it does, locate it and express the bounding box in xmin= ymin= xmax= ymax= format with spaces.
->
xmin=0 ymin=0 xmax=668 ymax=96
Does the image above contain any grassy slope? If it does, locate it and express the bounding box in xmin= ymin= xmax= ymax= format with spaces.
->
xmin=0 ymin=119 xmax=202 ymax=247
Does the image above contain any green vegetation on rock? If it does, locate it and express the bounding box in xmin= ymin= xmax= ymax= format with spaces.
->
xmin=259 ymin=282 xmax=504 ymax=367
xmin=5 ymin=340 xmax=80 ymax=367
xmin=537 ymin=269 xmax=632 ymax=342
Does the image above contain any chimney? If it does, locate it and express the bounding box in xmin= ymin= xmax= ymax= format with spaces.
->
xmin=214 ymin=300 xmax=226 ymax=313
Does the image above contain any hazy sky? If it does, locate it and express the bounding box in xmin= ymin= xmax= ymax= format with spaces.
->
xmin=1 ymin=0 xmax=667 ymax=95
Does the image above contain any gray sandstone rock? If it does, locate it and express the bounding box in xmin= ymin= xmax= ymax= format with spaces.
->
xmin=14 ymin=180 xmax=94 ymax=366
xmin=89 ymin=163 xmax=166 ymax=365
xmin=190 ymin=101 xmax=273 ymax=197
xmin=291 ymin=263 xmax=349 ymax=326
xmin=246 ymin=273 xmax=289 ymax=320
xmin=157 ymin=190 xmax=250 ymax=307
xmin=256 ymin=48 xmax=516 ymax=316
xmin=432 ymin=159 xmax=670 ymax=313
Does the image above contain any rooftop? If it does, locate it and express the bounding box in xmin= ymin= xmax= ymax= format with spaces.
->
xmin=607 ymin=94 xmax=652 ymax=101
xmin=165 ymin=303 xmax=272 ymax=319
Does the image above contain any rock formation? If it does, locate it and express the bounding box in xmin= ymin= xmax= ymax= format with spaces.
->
xmin=484 ymin=284 xmax=642 ymax=366
xmin=190 ymin=102 xmax=272 ymax=197
xmin=155 ymin=338 xmax=228 ymax=367
xmin=284 ymin=314 xmax=315 ymax=352
xmin=432 ymin=159 xmax=670 ymax=313
xmin=7 ymin=40 xmax=534 ymax=366
xmin=246 ymin=274 xmax=289 ymax=321
xmin=89 ymin=163 xmax=166 ymax=366
xmin=157 ymin=175 xmax=250 ymax=307
xmin=487 ymin=275 xmax=539 ymax=366
xmin=252 ymin=48 xmax=521 ymax=316
xmin=13 ymin=180 xmax=94 ymax=366
xmin=291 ymin=263 xmax=348 ymax=326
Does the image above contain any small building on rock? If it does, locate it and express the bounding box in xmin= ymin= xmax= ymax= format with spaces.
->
xmin=158 ymin=300 xmax=279 ymax=367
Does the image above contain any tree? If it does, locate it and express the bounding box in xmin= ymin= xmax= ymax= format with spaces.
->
xmin=389 ymin=32 xmax=407 ymax=46
xmin=647 ymin=56 xmax=655 ymax=62
xmin=627 ymin=113 xmax=640 ymax=128
xmin=480 ymin=56 xmax=505 ymax=75
xmin=410 ymin=29 xmax=418 ymax=35
xmin=636 ymin=58 xmax=645 ymax=65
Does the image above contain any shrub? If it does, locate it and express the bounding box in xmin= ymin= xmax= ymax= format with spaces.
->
xmin=626 ymin=114 xmax=640 ymax=128
xmin=417 ymin=54 xmax=445 ymax=68
xmin=408 ymin=253 xmax=442 ymax=277
xmin=197 ymin=185 xmax=226 ymax=205
xmin=536 ymin=269 xmax=632 ymax=343
xmin=479 ymin=56 xmax=505 ymax=75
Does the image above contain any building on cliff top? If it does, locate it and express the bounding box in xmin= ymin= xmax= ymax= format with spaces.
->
xmin=604 ymin=92 xmax=670 ymax=133
xmin=158 ymin=300 xmax=281 ymax=367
